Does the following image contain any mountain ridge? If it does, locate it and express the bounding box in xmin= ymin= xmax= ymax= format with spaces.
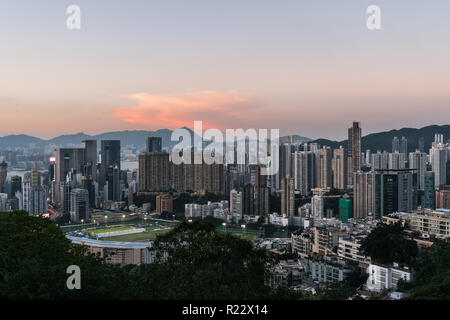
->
xmin=1 ymin=124 xmax=449 ymax=152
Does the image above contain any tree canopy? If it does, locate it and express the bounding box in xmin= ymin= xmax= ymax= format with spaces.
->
xmin=360 ymin=222 xmax=418 ymax=266
xmin=406 ymin=241 xmax=450 ymax=300
xmin=0 ymin=211 xmax=294 ymax=300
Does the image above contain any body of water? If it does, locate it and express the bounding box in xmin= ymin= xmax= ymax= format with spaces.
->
xmin=7 ymin=161 xmax=139 ymax=179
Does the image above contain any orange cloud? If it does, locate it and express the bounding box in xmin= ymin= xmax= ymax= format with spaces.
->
xmin=113 ymin=91 xmax=257 ymax=130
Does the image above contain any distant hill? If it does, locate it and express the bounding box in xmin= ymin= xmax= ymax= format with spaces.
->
xmin=279 ymin=135 xmax=311 ymax=143
xmin=311 ymin=125 xmax=450 ymax=152
xmin=0 ymin=128 xmax=212 ymax=150
xmin=0 ymin=135 xmax=44 ymax=148
xmin=1 ymin=125 xmax=448 ymax=152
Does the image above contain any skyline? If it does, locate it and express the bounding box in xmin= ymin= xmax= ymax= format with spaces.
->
xmin=1 ymin=0 xmax=450 ymax=139
xmin=0 ymin=122 xmax=449 ymax=143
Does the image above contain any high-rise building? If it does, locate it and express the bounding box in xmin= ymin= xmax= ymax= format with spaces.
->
xmin=281 ymin=177 xmax=295 ymax=216
xmin=347 ymin=122 xmax=362 ymax=186
xmin=0 ymin=161 xmax=7 ymax=194
xmin=388 ymin=152 xmax=407 ymax=170
xmin=177 ymin=151 xmax=224 ymax=195
xmin=254 ymin=166 xmax=269 ymax=215
xmin=392 ymin=137 xmax=400 ymax=153
xmin=332 ymin=146 xmax=347 ymax=191
xmin=101 ymin=166 xmax=119 ymax=202
xmin=31 ymin=164 xmax=39 ymax=187
xmin=70 ymin=188 xmax=89 ymax=223
xmin=100 ymin=140 xmax=121 ymax=191
xmin=146 ymin=137 xmax=162 ymax=153
xmin=294 ymin=151 xmax=315 ymax=195
xmin=156 ymin=194 xmax=173 ymax=213
xmin=9 ymin=176 xmax=22 ymax=199
xmin=0 ymin=193 xmax=8 ymax=211
xmin=436 ymin=186 xmax=450 ymax=209
xmin=376 ymin=170 xmax=417 ymax=217
xmin=372 ymin=151 xmax=389 ymax=170
xmin=354 ymin=169 xmax=418 ymax=220
xmin=230 ymin=189 xmax=243 ymax=222
xmin=311 ymin=195 xmax=324 ymax=219
xmin=138 ymin=152 xmax=170 ymax=192
xmin=82 ymin=140 xmax=98 ymax=182
xmin=431 ymin=146 xmax=447 ymax=189
xmin=242 ymin=184 xmax=255 ymax=216
xmin=365 ymin=149 xmax=371 ymax=166
xmin=423 ymin=171 xmax=435 ymax=209
xmin=316 ymin=146 xmax=332 ymax=189
xmin=400 ymin=137 xmax=408 ymax=154
xmin=276 ymin=143 xmax=294 ymax=191
xmin=434 ymin=133 xmax=444 ymax=145
xmin=54 ymin=147 xmax=86 ymax=206
xmin=338 ymin=196 xmax=352 ymax=222
xmin=22 ymin=173 xmax=48 ymax=216
xmin=409 ymin=151 xmax=427 ymax=190
xmin=418 ymin=137 xmax=425 ymax=153
xmin=353 ymin=171 xmax=375 ymax=219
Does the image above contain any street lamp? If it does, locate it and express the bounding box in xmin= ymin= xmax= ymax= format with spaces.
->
xmin=188 ymin=219 xmax=193 ymax=223
xmin=105 ymin=215 xmax=108 ymax=227
xmin=241 ymin=224 xmax=246 ymax=234
xmin=222 ymin=222 xmax=227 ymax=232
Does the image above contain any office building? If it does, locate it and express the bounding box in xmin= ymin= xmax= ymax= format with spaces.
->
xmin=0 ymin=161 xmax=7 ymax=193
xmin=82 ymin=140 xmax=98 ymax=182
xmin=70 ymin=188 xmax=89 ymax=223
xmin=146 ymin=137 xmax=162 ymax=153
xmin=423 ymin=171 xmax=436 ymax=209
xmin=100 ymin=140 xmax=121 ymax=200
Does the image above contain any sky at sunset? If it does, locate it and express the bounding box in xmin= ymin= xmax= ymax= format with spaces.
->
xmin=1 ymin=0 xmax=450 ymax=140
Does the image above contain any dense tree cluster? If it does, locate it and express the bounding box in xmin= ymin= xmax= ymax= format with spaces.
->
xmin=360 ymin=222 xmax=418 ymax=266
xmin=0 ymin=211 xmax=295 ymax=299
xmin=405 ymin=241 xmax=450 ymax=300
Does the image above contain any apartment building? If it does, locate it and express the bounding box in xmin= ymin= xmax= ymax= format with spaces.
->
xmin=407 ymin=209 xmax=450 ymax=238
xmin=338 ymin=235 xmax=371 ymax=265
xmin=366 ymin=263 xmax=413 ymax=292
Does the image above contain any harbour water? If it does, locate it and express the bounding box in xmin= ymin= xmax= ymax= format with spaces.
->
xmin=7 ymin=161 xmax=139 ymax=179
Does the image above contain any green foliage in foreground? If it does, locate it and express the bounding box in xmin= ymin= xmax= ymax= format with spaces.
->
xmin=405 ymin=241 xmax=450 ymax=300
xmin=0 ymin=211 xmax=298 ymax=300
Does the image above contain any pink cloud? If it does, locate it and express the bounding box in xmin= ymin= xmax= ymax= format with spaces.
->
xmin=113 ymin=91 xmax=259 ymax=130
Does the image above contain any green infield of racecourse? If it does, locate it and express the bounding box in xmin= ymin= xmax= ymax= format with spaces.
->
xmin=100 ymin=226 xmax=258 ymax=242
xmin=89 ymin=226 xmax=137 ymax=236
xmin=101 ymin=227 xmax=170 ymax=241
